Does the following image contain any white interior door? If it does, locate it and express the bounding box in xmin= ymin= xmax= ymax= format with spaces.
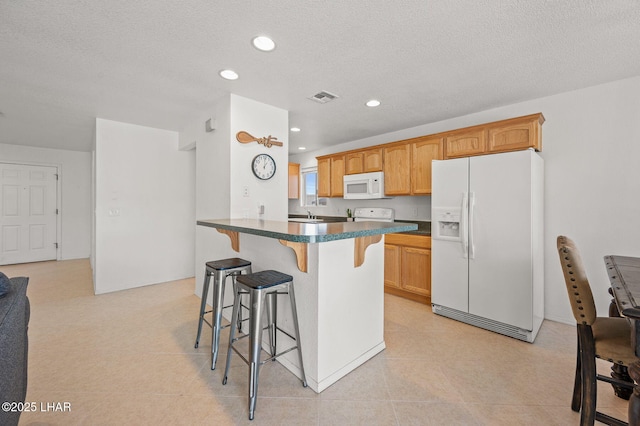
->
xmin=1 ymin=163 xmax=58 ymax=265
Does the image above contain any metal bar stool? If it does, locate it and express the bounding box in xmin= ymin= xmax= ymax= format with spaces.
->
xmin=222 ymin=270 xmax=307 ymax=421
xmin=194 ymin=258 xmax=252 ymax=370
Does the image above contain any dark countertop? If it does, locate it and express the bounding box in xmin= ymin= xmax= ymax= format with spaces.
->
xmin=198 ymin=218 xmax=418 ymax=243
xmin=288 ymin=215 xmax=431 ymax=236
xmin=394 ymin=220 xmax=431 ymax=236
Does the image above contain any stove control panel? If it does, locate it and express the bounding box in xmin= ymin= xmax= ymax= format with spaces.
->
xmin=353 ymin=207 xmax=395 ymax=222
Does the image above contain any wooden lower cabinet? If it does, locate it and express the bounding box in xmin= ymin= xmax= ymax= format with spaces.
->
xmin=384 ymin=233 xmax=431 ymax=304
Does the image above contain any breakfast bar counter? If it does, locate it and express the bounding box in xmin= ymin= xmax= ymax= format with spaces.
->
xmin=197 ymin=218 xmax=417 ymax=392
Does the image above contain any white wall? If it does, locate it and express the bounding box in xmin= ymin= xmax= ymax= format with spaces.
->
xmin=188 ymin=94 xmax=289 ymax=297
xmin=94 ymin=119 xmax=195 ymax=294
xmin=230 ymin=94 xmax=288 ymax=221
xmin=186 ymin=96 xmax=232 ymax=297
xmin=0 ymin=143 xmax=91 ymax=260
xmin=290 ymin=75 xmax=640 ymax=325
xmin=289 ymin=192 xmax=431 ymax=222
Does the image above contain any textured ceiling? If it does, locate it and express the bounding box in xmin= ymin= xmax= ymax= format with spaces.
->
xmin=1 ymin=1 xmax=639 ymax=153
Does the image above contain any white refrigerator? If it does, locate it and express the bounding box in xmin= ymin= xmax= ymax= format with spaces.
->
xmin=431 ymin=149 xmax=544 ymax=342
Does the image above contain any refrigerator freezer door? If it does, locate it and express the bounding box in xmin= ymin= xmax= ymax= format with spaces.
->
xmin=431 ymin=157 xmax=470 ymax=313
xmin=468 ymin=150 xmax=533 ymax=330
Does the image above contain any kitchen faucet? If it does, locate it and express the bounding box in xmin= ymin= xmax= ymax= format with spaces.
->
xmin=307 ymin=210 xmax=316 ymax=219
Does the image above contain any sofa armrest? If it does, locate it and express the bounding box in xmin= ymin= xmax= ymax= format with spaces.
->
xmin=0 ymin=276 xmax=30 ymax=426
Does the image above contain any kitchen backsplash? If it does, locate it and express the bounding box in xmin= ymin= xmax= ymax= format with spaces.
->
xmin=288 ymin=195 xmax=432 ymax=221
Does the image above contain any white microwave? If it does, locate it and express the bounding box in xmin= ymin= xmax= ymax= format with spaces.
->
xmin=343 ymin=171 xmax=387 ymax=199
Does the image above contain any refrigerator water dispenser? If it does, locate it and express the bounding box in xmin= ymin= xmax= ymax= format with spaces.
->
xmin=433 ymin=209 xmax=461 ymax=241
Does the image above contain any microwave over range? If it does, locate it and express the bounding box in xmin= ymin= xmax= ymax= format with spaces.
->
xmin=343 ymin=171 xmax=388 ymax=199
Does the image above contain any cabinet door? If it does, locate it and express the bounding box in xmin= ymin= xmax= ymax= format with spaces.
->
xmin=330 ymin=155 xmax=345 ymax=197
xmin=411 ymin=137 xmax=443 ymax=194
xmin=317 ymin=157 xmax=331 ymax=197
xmin=363 ymin=148 xmax=383 ymax=172
xmin=487 ymin=117 xmax=542 ymax=153
xmin=288 ymin=163 xmax=300 ymax=199
xmin=401 ymin=247 xmax=431 ymax=297
xmin=383 ymin=143 xmax=411 ymax=195
xmin=444 ymin=129 xmax=487 ymax=158
xmin=345 ymin=152 xmax=364 ymax=175
xmin=384 ymin=244 xmax=401 ymax=289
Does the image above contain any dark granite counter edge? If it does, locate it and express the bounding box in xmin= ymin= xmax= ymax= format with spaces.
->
xmin=198 ymin=220 xmax=418 ymax=243
xmin=288 ymin=215 xmax=431 ymax=234
xmin=394 ymin=220 xmax=431 ymax=236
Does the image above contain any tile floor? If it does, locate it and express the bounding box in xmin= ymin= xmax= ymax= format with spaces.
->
xmin=1 ymin=259 xmax=630 ymax=425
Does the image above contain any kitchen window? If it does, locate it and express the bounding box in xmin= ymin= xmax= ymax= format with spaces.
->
xmin=301 ymin=167 xmax=326 ymax=207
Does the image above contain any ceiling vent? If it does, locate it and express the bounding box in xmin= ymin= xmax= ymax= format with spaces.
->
xmin=308 ymin=91 xmax=339 ymax=104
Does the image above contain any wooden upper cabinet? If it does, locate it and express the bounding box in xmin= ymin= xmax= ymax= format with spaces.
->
xmin=411 ymin=137 xmax=443 ymax=195
xmin=330 ymin=155 xmax=345 ymax=197
xmin=444 ymin=129 xmax=487 ymax=158
xmin=288 ymin=163 xmax=300 ymax=199
xmin=445 ymin=113 xmax=544 ymax=158
xmin=317 ymin=154 xmax=346 ymax=197
xmin=345 ymin=152 xmax=364 ymax=174
xmin=317 ymin=157 xmax=331 ymax=197
xmin=319 ymin=113 xmax=544 ymax=196
xmin=345 ymin=148 xmax=383 ymax=174
xmin=383 ymin=143 xmax=411 ymax=195
xmin=488 ymin=113 xmax=544 ymax=153
xmin=363 ymin=148 xmax=383 ymax=172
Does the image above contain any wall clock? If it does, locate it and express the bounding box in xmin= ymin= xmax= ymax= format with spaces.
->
xmin=251 ymin=153 xmax=276 ymax=180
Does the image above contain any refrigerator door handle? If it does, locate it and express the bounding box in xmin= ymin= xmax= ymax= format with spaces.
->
xmin=461 ymin=192 xmax=469 ymax=258
xmin=468 ymin=192 xmax=476 ymax=259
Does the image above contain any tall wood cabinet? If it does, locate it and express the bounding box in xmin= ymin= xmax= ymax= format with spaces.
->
xmin=317 ymin=157 xmax=331 ymax=197
xmin=411 ymin=137 xmax=443 ymax=194
xmin=330 ymin=155 xmax=345 ymax=197
xmin=384 ymin=233 xmax=431 ymax=305
xmin=345 ymin=148 xmax=383 ymax=174
xmin=384 ymin=136 xmax=443 ymax=195
xmin=316 ymin=154 xmax=345 ymax=197
xmin=288 ymin=163 xmax=300 ymax=199
xmin=383 ymin=144 xmax=411 ymax=195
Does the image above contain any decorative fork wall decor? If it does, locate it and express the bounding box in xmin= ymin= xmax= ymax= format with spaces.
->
xmin=236 ymin=131 xmax=283 ymax=148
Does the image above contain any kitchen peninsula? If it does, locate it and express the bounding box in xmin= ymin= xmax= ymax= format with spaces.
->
xmin=197 ymin=218 xmax=417 ymax=392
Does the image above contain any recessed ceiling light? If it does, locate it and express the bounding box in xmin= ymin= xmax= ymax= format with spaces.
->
xmin=219 ymin=69 xmax=239 ymax=80
xmin=252 ymin=36 xmax=276 ymax=52
xmin=298 ymin=147 xmax=306 ymax=150
xmin=366 ymin=99 xmax=381 ymax=107
xmin=290 ymin=127 xmax=301 ymax=132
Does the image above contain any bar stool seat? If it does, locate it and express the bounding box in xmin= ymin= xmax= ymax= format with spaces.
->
xmin=222 ymin=270 xmax=307 ymax=420
xmin=194 ymin=258 xmax=252 ymax=370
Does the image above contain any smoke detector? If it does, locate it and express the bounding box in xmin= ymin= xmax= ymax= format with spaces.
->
xmin=308 ymin=91 xmax=339 ymax=104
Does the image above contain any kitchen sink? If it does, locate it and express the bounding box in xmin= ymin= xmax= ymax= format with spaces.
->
xmin=288 ymin=218 xmax=324 ymax=223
